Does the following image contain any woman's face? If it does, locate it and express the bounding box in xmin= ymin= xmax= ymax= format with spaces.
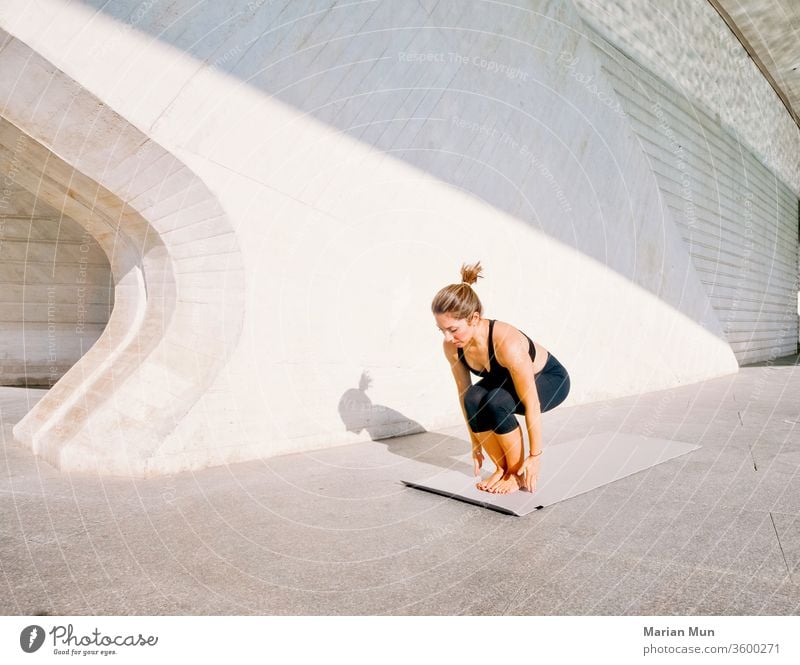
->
xmin=434 ymin=312 xmax=478 ymax=346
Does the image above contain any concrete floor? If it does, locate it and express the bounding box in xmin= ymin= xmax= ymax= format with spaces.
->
xmin=2 ymin=356 xmax=800 ymax=615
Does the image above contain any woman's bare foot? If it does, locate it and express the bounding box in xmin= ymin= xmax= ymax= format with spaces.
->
xmin=488 ymin=472 xmax=524 ymax=494
xmin=476 ymin=468 xmax=505 ymax=492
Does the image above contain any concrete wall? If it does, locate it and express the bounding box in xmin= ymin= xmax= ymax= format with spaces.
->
xmin=0 ymin=0 xmax=782 ymax=476
xmin=0 ymin=41 xmax=245 ymax=476
xmin=0 ymin=175 xmax=113 ymax=386
xmin=572 ymin=0 xmax=800 ymax=197
xmin=583 ymin=27 xmax=799 ymax=364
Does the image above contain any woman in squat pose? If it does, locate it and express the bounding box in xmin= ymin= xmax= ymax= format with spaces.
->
xmin=431 ymin=262 xmax=571 ymax=495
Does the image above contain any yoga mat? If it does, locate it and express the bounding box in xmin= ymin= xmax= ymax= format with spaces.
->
xmin=401 ymin=432 xmax=700 ymax=516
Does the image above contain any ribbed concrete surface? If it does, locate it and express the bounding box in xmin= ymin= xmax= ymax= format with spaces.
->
xmin=573 ymin=0 xmax=800 ymax=196
xmin=0 ymin=182 xmax=112 ymax=386
xmin=2 ymin=357 xmax=799 ymax=615
xmin=590 ymin=31 xmax=799 ymax=365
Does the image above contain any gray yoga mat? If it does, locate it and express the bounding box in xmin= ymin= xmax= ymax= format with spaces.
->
xmin=401 ymin=432 xmax=700 ymax=516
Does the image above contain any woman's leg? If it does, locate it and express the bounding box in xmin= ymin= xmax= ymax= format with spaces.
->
xmin=463 ymin=384 xmax=507 ymax=490
xmin=488 ymin=358 xmax=572 ymax=493
xmin=483 ymin=426 xmax=526 ymax=493
xmin=474 ymin=360 xmax=571 ymax=494
xmin=473 ymin=429 xmax=508 ymax=490
xmin=476 ymin=386 xmax=527 ymax=493
xmin=536 ymin=355 xmax=571 ymax=413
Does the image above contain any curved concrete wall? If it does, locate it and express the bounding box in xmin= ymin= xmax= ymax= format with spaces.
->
xmin=0 ymin=36 xmax=245 ymax=476
xmin=584 ymin=26 xmax=799 ymax=364
xmin=0 ymin=177 xmax=113 ymax=386
xmin=573 ymin=0 xmax=800 ymax=196
xmin=0 ymin=0 xmax=766 ymax=476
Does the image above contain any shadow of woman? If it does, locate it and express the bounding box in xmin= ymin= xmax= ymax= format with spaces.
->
xmin=338 ymin=370 xmax=474 ymax=476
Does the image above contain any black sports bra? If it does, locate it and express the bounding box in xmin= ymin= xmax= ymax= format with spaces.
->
xmin=457 ymin=319 xmax=538 ymax=379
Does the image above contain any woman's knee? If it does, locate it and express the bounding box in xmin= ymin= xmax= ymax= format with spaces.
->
xmin=463 ymin=385 xmax=487 ymax=422
xmin=485 ymin=386 xmax=518 ymax=410
xmin=463 ymin=385 xmax=488 ymax=432
xmin=483 ymin=387 xmax=520 ymax=434
xmin=463 ymin=385 xmax=485 ymax=411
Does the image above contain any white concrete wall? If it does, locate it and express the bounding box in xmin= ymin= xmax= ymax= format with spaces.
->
xmin=0 ymin=41 xmax=245 ymax=476
xmin=583 ymin=27 xmax=799 ymax=364
xmin=0 ymin=177 xmax=113 ymax=386
xmin=0 ymin=0 xmax=751 ymax=476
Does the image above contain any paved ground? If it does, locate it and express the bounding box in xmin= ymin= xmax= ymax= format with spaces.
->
xmin=2 ymin=355 xmax=799 ymax=615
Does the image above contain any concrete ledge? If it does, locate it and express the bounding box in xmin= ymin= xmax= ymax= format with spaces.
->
xmin=0 ymin=34 xmax=245 ymax=476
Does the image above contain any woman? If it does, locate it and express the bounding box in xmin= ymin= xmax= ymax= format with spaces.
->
xmin=431 ymin=261 xmax=571 ymax=495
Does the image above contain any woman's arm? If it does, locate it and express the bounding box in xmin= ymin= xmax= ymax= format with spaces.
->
xmin=494 ymin=331 xmax=542 ymax=456
xmin=442 ymin=340 xmax=480 ymax=447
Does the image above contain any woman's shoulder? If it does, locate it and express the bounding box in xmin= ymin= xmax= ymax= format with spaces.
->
xmin=492 ymin=319 xmax=528 ymax=343
xmin=493 ymin=319 xmax=550 ymax=364
xmin=491 ymin=320 xmax=531 ymax=355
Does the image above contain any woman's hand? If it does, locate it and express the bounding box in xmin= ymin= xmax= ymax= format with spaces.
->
xmin=472 ymin=443 xmax=484 ymax=477
xmin=516 ymin=453 xmax=542 ymax=492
